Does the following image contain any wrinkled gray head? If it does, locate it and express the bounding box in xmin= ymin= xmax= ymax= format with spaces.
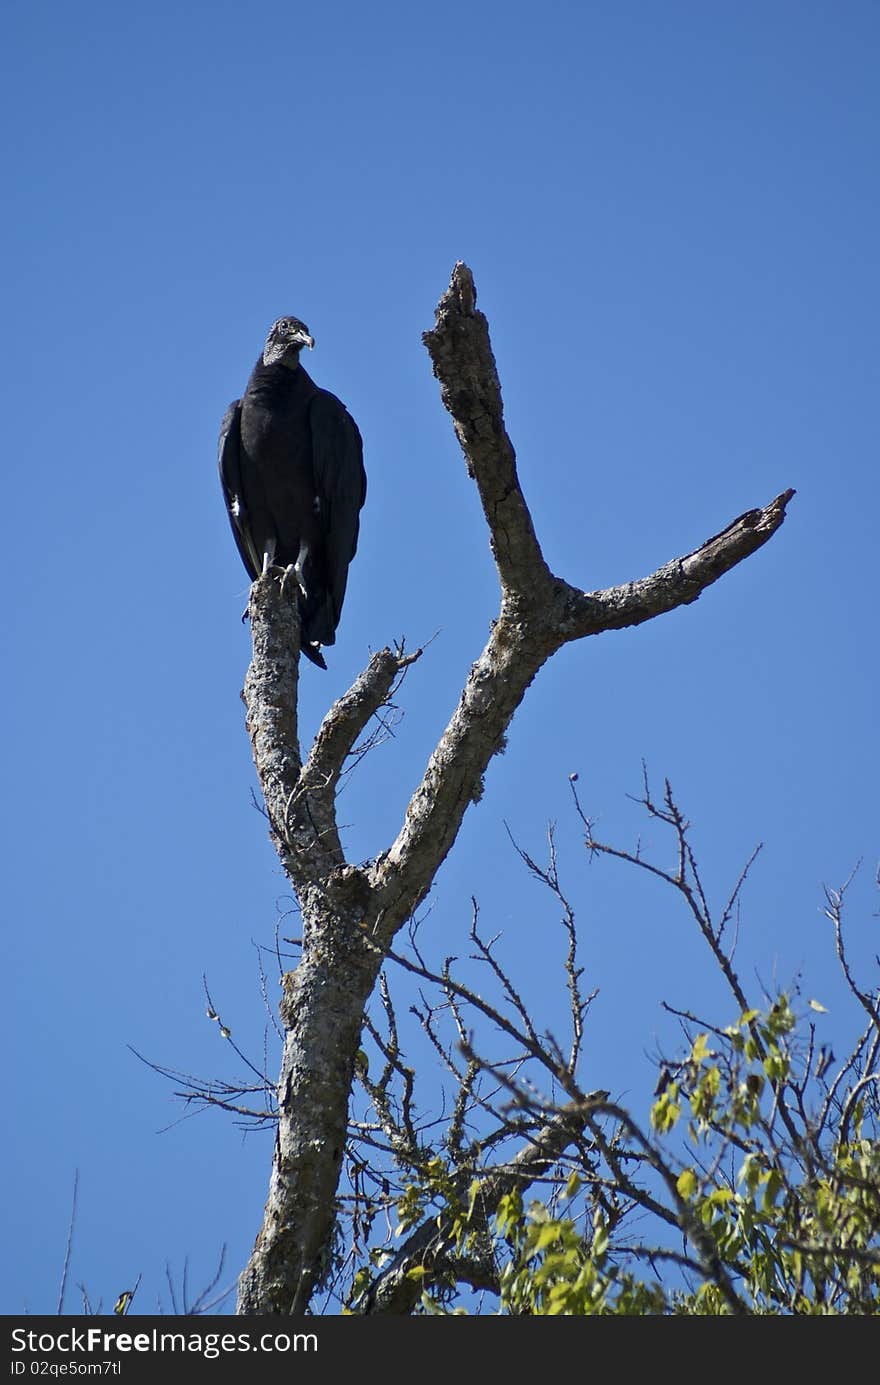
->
xmin=262 ymin=316 xmax=315 ymax=367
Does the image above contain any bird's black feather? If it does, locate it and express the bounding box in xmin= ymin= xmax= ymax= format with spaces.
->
xmin=218 ymin=318 xmax=366 ymax=668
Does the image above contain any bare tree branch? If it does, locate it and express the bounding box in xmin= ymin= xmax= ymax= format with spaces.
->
xmin=303 ymin=646 xmax=422 ymax=804
xmin=234 ymin=263 xmax=794 ymax=1315
xmin=356 ymin=1099 xmax=604 ymax=1315
xmin=421 ymin=262 xmax=553 ymax=596
xmin=57 ymin=1170 xmax=79 ymax=1316
xmin=558 ymin=489 xmax=794 ymax=641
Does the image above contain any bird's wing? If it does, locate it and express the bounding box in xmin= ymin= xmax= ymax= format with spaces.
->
xmin=218 ymin=399 xmax=261 ymax=581
xmin=309 ymin=390 xmax=367 ymax=623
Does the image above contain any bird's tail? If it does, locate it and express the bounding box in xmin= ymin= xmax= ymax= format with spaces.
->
xmin=300 ymin=638 xmax=328 ymax=670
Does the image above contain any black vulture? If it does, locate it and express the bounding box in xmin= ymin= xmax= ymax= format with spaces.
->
xmin=218 ymin=316 xmax=366 ymax=668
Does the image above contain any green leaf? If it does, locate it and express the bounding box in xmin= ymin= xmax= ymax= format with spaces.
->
xmin=677 ymin=1168 xmax=698 ymax=1200
xmin=530 ymin=1222 xmax=563 ymax=1254
xmin=691 ymin=1033 xmax=711 ymax=1063
xmin=651 ymin=1085 xmax=681 ymax=1133
xmin=763 ymin=1168 xmax=784 ymax=1209
xmin=467 ymin=1178 xmax=481 ymax=1219
xmin=564 ymin=1171 xmax=582 ymax=1200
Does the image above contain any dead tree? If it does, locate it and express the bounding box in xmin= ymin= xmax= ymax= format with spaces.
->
xmin=234 ymin=263 xmax=793 ymax=1314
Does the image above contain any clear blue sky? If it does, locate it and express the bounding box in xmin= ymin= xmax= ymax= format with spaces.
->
xmin=2 ymin=1 xmax=877 ymax=1313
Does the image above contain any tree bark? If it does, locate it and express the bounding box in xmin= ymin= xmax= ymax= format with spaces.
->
xmin=235 ymin=263 xmax=794 ymax=1314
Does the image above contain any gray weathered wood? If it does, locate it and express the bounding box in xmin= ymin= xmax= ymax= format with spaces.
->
xmin=235 ymin=263 xmax=794 ymax=1314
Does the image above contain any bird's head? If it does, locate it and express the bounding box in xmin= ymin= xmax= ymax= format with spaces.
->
xmin=262 ymin=316 xmax=315 ymax=367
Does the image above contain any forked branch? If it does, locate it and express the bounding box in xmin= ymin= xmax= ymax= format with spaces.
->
xmin=235 ymin=263 xmax=794 ymax=1315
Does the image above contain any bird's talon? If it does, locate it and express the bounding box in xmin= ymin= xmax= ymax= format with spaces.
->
xmin=279 ymin=564 xmax=298 ymax=599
